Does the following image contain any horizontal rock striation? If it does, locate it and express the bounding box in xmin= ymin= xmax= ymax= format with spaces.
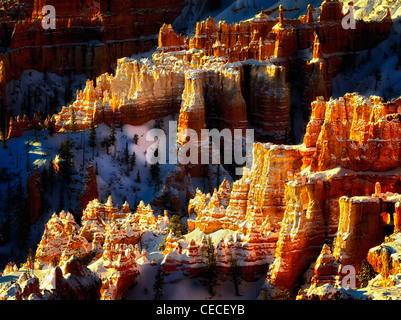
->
xmin=0 ymin=0 xmax=185 ymax=83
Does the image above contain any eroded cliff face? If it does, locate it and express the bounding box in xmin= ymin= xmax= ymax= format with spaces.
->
xmin=8 ymin=92 xmax=401 ymax=299
xmin=6 ymin=0 xmax=393 ymax=145
xmin=304 ymin=94 xmax=401 ymax=172
xmin=260 ymin=92 xmax=401 ymax=293
xmin=157 ymin=1 xmax=391 ymax=115
xmin=0 ymin=0 xmax=185 ymax=85
xmin=53 ymin=49 xmax=290 ymax=143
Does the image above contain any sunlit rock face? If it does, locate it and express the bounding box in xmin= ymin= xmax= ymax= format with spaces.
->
xmin=46 ymin=0 xmax=391 ymax=146
xmin=259 ymin=92 xmax=401 ymax=293
xmin=304 ymin=94 xmax=401 ymax=172
xmin=184 ymin=142 xmax=304 ymax=276
xmin=297 ymin=191 xmax=401 ymax=300
xmin=53 ymin=50 xmax=290 ymax=143
xmin=16 ymin=196 xmax=164 ymax=300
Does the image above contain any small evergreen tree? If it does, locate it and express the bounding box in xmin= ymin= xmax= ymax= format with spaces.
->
xmin=374 ymin=68 xmax=382 ymax=91
xmin=88 ymin=116 xmax=96 ymax=159
xmin=101 ymin=137 xmax=111 ymax=155
xmin=59 ymin=138 xmax=75 ymax=181
xmin=202 ymin=236 xmax=218 ymax=295
xmin=109 ymin=124 xmax=116 ymax=146
xmin=154 ymin=118 xmax=164 ymax=131
xmin=47 ymin=119 xmax=54 ymax=136
xmin=271 ymin=289 xmax=294 ymax=300
xmin=135 ymin=170 xmax=141 ymax=183
xmin=29 ymin=121 xmax=41 ymax=142
xmin=124 ymin=141 xmax=129 ymax=165
xmin=130 ymin=151 xmax=136 ymax=171
xmin=133 ymin=134 xmax=139 ymax=145
xmin=228 ymin=255 xmax=241 ymax=296
xmin=25 ymin=140 xmax=33 ymax=171
xmin=150 ymin=162 xmax=161 ymax=191
xmin=153 ymin=267 xmax=165 ymax=300
xmin=26 ymin=248 xmax=36 ymax=275
xmin=51 ymin=255 xmax=60 ymax=267
xmin=167 ymin=215 xmax=187 ymax=238
xmin=357 ymin=259 xmax=378 ymax=288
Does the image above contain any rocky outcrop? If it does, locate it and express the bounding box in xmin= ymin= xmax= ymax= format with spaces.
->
xmin=53 ymin=49 xmax=290 ymax=143
xmin=333 ymin=196 xmax=386 ymax=268
xmin=7 ymin=2 xmax=392 ymax=144
xmin=7 ymin=113 xmax=41 ymax=139
xmin=184 ymin=142 xmax=304 ymax=276
xmin=188 ymin=142 xmax=303 ymax=235
xmin=161 ymin=230 xmax=270 ymax=280
xmin=158 ymin=23 xmax=187 ymax=53
xmin=0 ymin=196 xmax=165 ymax=300
xmin=259 ymin=92 xmax=401 ymax=294
xmin=304 ymin=94 xmax=401 ymax=172
xmin=35 ymin=210 xmax=88 ymax=268
xmin=40 ymin=256 xmax=101 ymax=300
xmin=157 ymin=0 xmax=391 ymax=114
xmin=0 ymin=0 xmax=185 ymax=83
xmin=79 ymin=196 xmax=157 ymax=247
xmin=152 ymin=165 xmax=195 ymax=213
xmin=265 ymin=177 xmax=326 ymax=291
xmin=98 ymin=242 xmax=140 ymax=300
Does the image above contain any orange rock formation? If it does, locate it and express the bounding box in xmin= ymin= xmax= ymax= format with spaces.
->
xmin=0 ymin=0 xmax=185 ymax=82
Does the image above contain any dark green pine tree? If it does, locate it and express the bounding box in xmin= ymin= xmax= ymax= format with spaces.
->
xmin=135 ymin=170 xmax=141 ymax=183
xmin=228 ymin=255 xmax=241 ymax=296
xmin=101 ymin=137 xmax=111 ymax=154
xmin=150 ymin=162 xmax=161 ymax=192
xmin=130 ymin=151 xmax=136 ymax=171
xmin=356 ymin=259 xmax=378 ymax=288
xmin=109 ymin=124 xmax=116 ymax=146
xmin=133 ymin=134 xmax=139 ymax=145
xmin=149 ymin=144 xmax=161 ymax=190
xmin=26 ymin=247 xmax=36 ymax=275
xmin=167 ymin=215 xmax=187 ymax=238
xmin=153 ymin=267 xmax=165 ymax=300
xmin=59 ymin=138 xmax=75 ymax=182
xmin=203 ymin=235 xmax=218 ymax=295
xmin=124 ymin=141 xmax=130 ymax=176
xmin=374 ymin=68 xmax=382 ymax=91
xmin=88 ymin=116 xmax=96 ymax=160
xmin=124 ymin=141 xmax=129 ymax=165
